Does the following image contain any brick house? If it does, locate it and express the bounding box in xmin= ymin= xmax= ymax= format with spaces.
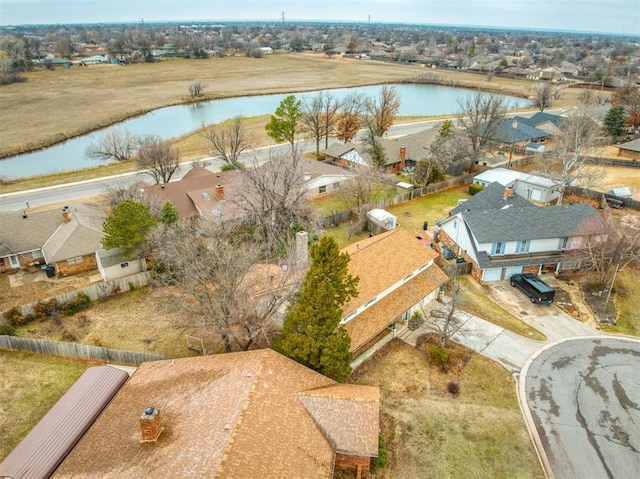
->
xmin=340 ymin=228 xmax=449 ymax=366
xmin=436 ymin=182 xmax=603 ymax=283
xmin=0 ymin=204 xmax=106 ymax=276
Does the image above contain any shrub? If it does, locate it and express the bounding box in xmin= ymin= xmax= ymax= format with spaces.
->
xmin=0 ymin=323 xmax=16 ymax=336
xmin=468 ymin=183 xmax=484 ymax=195
xmin=373 ymin=434 xmax=389 ymax=469
xmin=447 ymin=381 xmax=460 ymax=396
xmin=408 ymin=311 xmax=424 ymax=331
xmin=428 ymin=345 xmax=450 ymax=368
xmin=33 ymin=298 xmax=59 ymax=319
xmin=60 ymin=293 xmax=91 ymax=316
xmin=3 ymin=306 xmax=24 ymax=326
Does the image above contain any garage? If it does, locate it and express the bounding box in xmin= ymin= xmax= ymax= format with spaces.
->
xmin=530 ymin=188 xmax=543 ymax=201
xmin=482 ymin=268 xmax=503 ymax=282
xmin=504 ymin=266 xmax=523 ymax=279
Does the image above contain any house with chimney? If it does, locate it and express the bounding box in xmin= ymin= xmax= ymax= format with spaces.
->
xmin=473 ymin=167 xmax=561 ymax=204
xmin=0 ymin=350 xmax=380 ymax=479
xmin=0 ymin=204 xmax=107 ymax=276
xmin=340 ymin=228 xmax=449 ymax=366
xmin=435 ymin=182 xmax=603 ymax=283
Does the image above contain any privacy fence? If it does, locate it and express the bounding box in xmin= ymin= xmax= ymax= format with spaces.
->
xmin=0 ymin=335 xmax=165 ymax=365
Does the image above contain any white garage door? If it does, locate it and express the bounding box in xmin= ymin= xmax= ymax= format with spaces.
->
xmin=504 ymin=266 xmax=523 ymax=279
xmin=482 ymin=268 xmax=503 ymax=282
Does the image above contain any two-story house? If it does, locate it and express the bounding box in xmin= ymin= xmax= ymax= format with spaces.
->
xmin=436 ymin=182 xmax=603 ymax=283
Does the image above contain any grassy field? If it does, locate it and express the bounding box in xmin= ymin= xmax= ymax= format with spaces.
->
xmin=350 ymin=339 xmax=544 ymax=479
xmin=0 ymin=52 xmax=552 ymax=160
xmin=600 ymin=268 xmax=640 ymax=336
xmin=0 ymin=351 xmax=100 ymax=461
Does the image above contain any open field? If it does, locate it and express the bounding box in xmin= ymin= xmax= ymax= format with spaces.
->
xmin=349 ymin=339 xmax=544 ymax=479
xmin=0 ymin=351 xmax=100 ymax=461
xmin=600 ymin=268 xmax=640 ymax=336
xmin=0 ymin=53 xmax=549 ymax=160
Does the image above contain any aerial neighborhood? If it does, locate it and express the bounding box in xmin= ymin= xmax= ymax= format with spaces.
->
xmin=1 ymin=11 xmax=640 ymax=479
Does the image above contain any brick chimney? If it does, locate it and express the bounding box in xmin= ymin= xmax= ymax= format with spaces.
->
xmin=503 ymin=186 xmax=515 ymax=199
xmin=62 ymin=210 xmax=70 ymax=223
xmin=399 ymin=145 xmax=407 ymax=168
xmin=215 ymin=184 xmax=224 ymax=201
xmin=140 ymin=407 xmax=164 ymax=442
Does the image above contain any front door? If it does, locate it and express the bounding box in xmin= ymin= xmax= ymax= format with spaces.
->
xmin=9 ymin=255 xmax=20 ymax=268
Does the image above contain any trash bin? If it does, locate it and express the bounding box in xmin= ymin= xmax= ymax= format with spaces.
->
xmin=423 ymin=221 xmax=428 ymax=231
xmin=45 ymin=265 xmax=55 ymax=278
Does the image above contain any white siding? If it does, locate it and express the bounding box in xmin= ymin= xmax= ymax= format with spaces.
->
xmin=483 ymin=268 xmax=503 ymax=281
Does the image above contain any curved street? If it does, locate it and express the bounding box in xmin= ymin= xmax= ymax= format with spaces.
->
xmin=521 ymin=337 xmax=640 ymax=479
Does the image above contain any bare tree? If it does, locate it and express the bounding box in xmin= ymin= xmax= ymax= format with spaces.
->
xmin=240 ymin=150 xmax=315 ymax=256
xmin=188 ymin=80 xmax=205 ymax=98
xmin=322 ymin=92 xmax=340 ymax=149
xmin=151 ymin=220 xmax=301 ymax=352
xmin=365 ymin=85 xmax=401 ymax=136
xmin=533 ymin=83 xmax=554 ymax=112
xmin=336 ymin=168 xmax=393 ymax=210
xmin=416 ymin=279 xmax=464 ymax=348
xmin=300 ymin=92 xmax=340 ymax=157
xmin=362 ymin=116 xmax=387 ymax=170
xmin=203 ymin=116 xmax=252 ymax=169
xmin=546 ymin=106 xmax=604 ymax=204
xmin=135 ymin=135 xmax=180 ymax=184
xmin=85 ymin=129 xmax=136 ymax=163
xmin=577 ymin=166 xmax=608 ymax=190
xmin=456 ymin=92 xmax=508 ymax=173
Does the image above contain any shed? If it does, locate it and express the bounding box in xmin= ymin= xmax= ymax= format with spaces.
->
xmin=96 ymin=248 xmax=147 ymax=281
xmin=367 ymin=209 xmax=397 ymax=235
xmin=0 ymin=366 xmax=129 ymax=479
xmin=610 ymin=187 xmax=633 ymax=199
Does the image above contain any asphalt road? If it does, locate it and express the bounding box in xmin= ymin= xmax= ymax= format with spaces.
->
xmin=522 ymin=337 xmax=640 ymax=479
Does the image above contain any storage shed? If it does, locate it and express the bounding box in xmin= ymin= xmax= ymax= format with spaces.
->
xmin=367 ymin=209 xmax=397 ymax=235
xmin=0 ymin=365 xmax=129 ymax=479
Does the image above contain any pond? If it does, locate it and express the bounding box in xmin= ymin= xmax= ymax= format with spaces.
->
xmin=0 ymin=84 xmax=528 ymax=179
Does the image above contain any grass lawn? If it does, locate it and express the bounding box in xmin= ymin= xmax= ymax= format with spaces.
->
xmin=0 ymin=351 xmax=100 ymax=461
xmin=601 ymin=268 xmax=640 ymax=336
xmin=349 ymin=339 xmax=544 ymax=479
xmin=458 ymin=277 xmax=547 ymax=341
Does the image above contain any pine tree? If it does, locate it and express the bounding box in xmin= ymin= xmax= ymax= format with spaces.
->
xmin=102 ymin=200 xmax=157 ymax=259
xmin=272 ymin=235 xmax=359 ymax=381
xmin=159 ymin=201 xmax=179 ymax=224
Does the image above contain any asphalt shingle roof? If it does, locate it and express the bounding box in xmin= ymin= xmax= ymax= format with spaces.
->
xmin=481 ymin=118 xmax=549 ymax=144
xmin=462 ymin=203 xmax=600 ymax=243
xmin=450 ymin=181 xmax=534 ymax=215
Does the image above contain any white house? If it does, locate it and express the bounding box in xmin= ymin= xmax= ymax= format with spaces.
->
xmin=437 ymin=182 xmax=602 ymax=283
xmin=473 ymin=168 xmax=561 ymax=203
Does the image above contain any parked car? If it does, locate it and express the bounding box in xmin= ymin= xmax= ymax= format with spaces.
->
xmin=510 ymin=273 xmax=555 ymax=305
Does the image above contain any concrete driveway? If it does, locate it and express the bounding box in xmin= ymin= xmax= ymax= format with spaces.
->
xmin=521 ymin=337 xmax=640 ymax=479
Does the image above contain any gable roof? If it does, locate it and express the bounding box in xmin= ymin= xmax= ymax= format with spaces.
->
xmin=616 ymin=138 xmax=640 ymax=153
xmin=481 ymin=118 xmax=549 ymax=144
xmin=341 ymin=228 xmax=440 ymax=315
xmin=42 ymin=204 xmax=107 ymax=262
xmin=461 ymin=203 xmax=600 ymax=243
xmin=518 ymin=112 xmax=565 ymax=127
xmin=451 ymin=181 xmax=534 ymax=215
xmin=0 ymin=209 xmax=63 ymax=257
xmin=53 ymin=349 xmax=378 ymax=479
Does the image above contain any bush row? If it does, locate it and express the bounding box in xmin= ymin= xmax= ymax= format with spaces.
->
xmin=2 ymin=293 xmax=92 ymax=329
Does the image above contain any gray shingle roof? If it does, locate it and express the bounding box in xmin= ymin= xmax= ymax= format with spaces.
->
xmin=0 ymin=210 xmax=63 ymax=257
xmin=462 ymin=203 xmax=600 ymax=243
xmin=481 ymin=118 xmax=549 ymax=144
xmin=616 ymin=138 xmax=640 ymax=153
xmin=450 ymin=181 xmax=534 ymax=215
xmin=517 ymin=112 xmax=565 ymax=127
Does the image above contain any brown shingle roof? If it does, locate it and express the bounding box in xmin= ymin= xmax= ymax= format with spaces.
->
xmin=0 ymin=209 xmax=62 ymax=257
xmin=344 ymin=265 xmax=448 ymax=353
xmin=53 ymin=349 xmax=379 ymax=479
xmin=42 ymin=204 xmax=107 ymax=262
xmin=341 ymin=228 xmax=439 ymax=315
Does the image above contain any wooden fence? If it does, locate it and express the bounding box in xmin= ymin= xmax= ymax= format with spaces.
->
xmin=566 ymin=185 xmax=640 ymax=211
xmin=318 ymin=174 xmax=474 ymax=228
xmin=1 ymin=271 xmax=151 ymax=322
xmin=0 ymin=335 xmax=165 ymax=365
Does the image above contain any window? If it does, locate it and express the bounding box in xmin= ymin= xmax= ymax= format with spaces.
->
xmin=492 ymin=241 xmax=505 ymax=255
xmin=319 ymin=185 xmax=327 ymax=194
xmin=516 ymin=240 xmax=530 ymax=253
xmin=67 ymin=256 xmax=83 ymax=266
xmin=32 ymin=250 xmax=44 ymax=259
xmin=120 ymin=262 xmax=129 ymax=268
xmin=364 ymin=297 xmax=377 ymax=308
xmin=558 ymin=237 xmax=570 ymax=250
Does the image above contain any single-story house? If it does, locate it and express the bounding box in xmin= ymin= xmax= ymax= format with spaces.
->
xmin=472 ymin=167 xmax=561 ymax=203
xmin=481 ymin=118 xmax=550 ymax=148
xmin=615 ymin=138 xmax=640 ymax=161
xmin=44 ymin=349 xmax=379 ymax=478
xmin=437 ymin=182 xmax=603 ymax=283
xmin=0 ymin=204 xmax=106 ymax=276
xmin=515 ymin=112 xmax=565 ymax=136
xmin=340 ymin=228 xmax=449 ymax=366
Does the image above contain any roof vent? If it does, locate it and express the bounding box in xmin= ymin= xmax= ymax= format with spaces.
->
xmin=22 ymin=211 xmax=27 ymax=219
xmin=140 ymin=407 xmax=164 ymax=443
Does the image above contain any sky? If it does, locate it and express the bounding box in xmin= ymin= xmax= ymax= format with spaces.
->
xmin=1 ymin=0 xmax=639 ymax=35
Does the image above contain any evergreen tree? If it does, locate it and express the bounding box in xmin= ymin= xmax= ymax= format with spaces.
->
xmin=272 ymin=235 xmax=359 ymax=381
xmin=604 ymin=104 xmax=627 ymax=139
xmin=159 ymin=200 xmax=179 ymax=224
xmin=102 ymin=200 xmax=157 ymax=259
xmin=265 ymin=95 xmax=303 ymax=150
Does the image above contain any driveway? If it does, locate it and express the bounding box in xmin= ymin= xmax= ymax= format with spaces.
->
xmin=521 ymin=337 xmax=640 ymax=479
